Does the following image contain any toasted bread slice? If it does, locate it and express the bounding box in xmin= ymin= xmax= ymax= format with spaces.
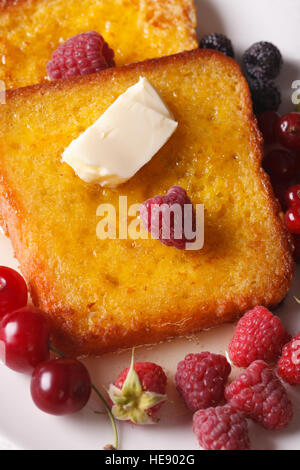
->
xmin=0 ymin=49 xmax=294 ymax=356
xmin=0 ymin=0 xmax=197 ymax=89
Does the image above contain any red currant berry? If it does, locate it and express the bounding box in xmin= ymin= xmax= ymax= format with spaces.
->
xmin=285 ymin=184 xmax=300 ymax=208
xmin=0 ymin=267 xmax=27 ymax=320
xmin=31 ymin=359 xmax=92 ymax=415
xmin=295 ymin=151 xmax=300 ymax=180
xmin=277 ymin=113 xmax=300 ymax=150
xmin=263 ymin=148 xmax=296 ymax=183
xmin=273 ymin=183 xmax=290 ymax=211
xmin=257 ymin=110 xmax=280 ymax=145
xmin=293 ymin=234 xmax=300 ymax=263
xmin=285 ymin=206 xmax=300 ymax=234
xmin=0 ymin=306 xmax=50 ymax=373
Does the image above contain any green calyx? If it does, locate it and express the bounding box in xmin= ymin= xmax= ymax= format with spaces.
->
xmin=108 ymin=350 xmax=166 ymax=425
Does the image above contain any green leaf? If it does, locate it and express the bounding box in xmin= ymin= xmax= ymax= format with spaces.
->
xmin=112 ymin=404 xmax=154 ymax=425
xmin=129 ymin=407 xmax=154 ymax=425
xmin=108 ymin=384 xmax=129 ymax=406
xmin=111 ymin=405 xmax=131 ymax=421
xmin=122 ymin=349 xmax=142 ymax=397
xmin=139 ymin=391 xmax=166 ymax=411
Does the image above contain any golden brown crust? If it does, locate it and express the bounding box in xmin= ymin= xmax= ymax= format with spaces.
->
xmin=0 ymin=49 xmax=294 ymax=357
xmin=0 ymin=0 xmax=195 ymax=15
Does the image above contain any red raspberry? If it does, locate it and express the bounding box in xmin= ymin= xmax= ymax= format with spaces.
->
xmin=225 ymin=360 xmax=293 ymax=430
xmin=229 ymin=306 xmax=290 ymax=368
xmin=193 ymin=405 xmax=251 ymax=450
xmin=47 ymin=31 xmax=115 ymax=80
xmin=175 ymin=352 xmax=231 ymax=412
xmin=139 ymin=186 xmax=196 ymax=250
xmin=277 ymin=332 xmax=300 ymax=385
xmin=109 ymin=360 xmax=167 ymax=424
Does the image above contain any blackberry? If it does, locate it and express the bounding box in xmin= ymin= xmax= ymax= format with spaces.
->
xmin=199 ymin=33 xmax=234 ymax=58
xmin=140 ymin=186 xmax=196 ymax=250
xmin=248 ymin=77 xmax=281 ymax=115
xmin=243 ymin=41 xmax=282 ymax=80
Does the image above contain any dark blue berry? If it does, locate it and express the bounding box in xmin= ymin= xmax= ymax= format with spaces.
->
xmin=243 ymin=42 xmax=282 ymax=80
xmin=199 ymin=33 xmax=234 ymax=58
xmin=247 ymin=77 xmax=281 ymax=115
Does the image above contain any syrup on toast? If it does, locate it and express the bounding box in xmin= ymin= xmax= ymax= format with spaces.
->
xmin=0 ymin=49 xmax=294 ymax=356
xmin=0 ymin=0 xmax=197 ymax=89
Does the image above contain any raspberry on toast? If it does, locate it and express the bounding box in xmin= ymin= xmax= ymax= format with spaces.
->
xmin=0 ymin=0 xmax=197 ymax=89
xmin=0 ymin=49 xmax=294 ymax=356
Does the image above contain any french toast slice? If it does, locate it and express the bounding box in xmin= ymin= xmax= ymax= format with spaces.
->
xmin=0 ymin=0 xmax=197 ymax=89
xmin=0 ymin=49 xmax=294 ymax=357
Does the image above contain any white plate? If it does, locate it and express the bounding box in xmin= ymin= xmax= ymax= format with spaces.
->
xmin=0 ymin=0 xmax=300 ymax=451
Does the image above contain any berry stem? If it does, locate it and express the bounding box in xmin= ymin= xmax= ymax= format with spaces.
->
xmin=49 ymin=344 xmax=118 ymax=450
xmin=91 ymin=384 xmax=118 ymax=450
xmin=49 ymin=343 xmax=66 ymax=357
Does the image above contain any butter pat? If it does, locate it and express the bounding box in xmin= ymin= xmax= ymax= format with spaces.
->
xmin=62 ymin=77 xmax=178 ymax=187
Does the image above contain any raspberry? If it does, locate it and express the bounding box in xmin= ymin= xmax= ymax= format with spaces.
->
xmin=139 ymin=186 xmax=196 ymax=250
xmin=243 ymin=42 xmax=282 ymax=80
xmin=229 ymin=306 xmax=290 ymax=368
xmin=47 ymin=31 xmax=115 ymax=80
xmin=193 ymin=405 xmax=250 ymax=450
xmin=175 ymin=352 xmax=231 ymax=412
xmin=199 ymin=33 xmax=234 ymax=58
xmin=248 ymin=78 xmax=281 ymax=115
xmin=225 ymin=360 xmax=293 ymax=430
xmin=277 ymin=332 xmax=300 ymax=385
xmin=109 ymin=356 xmax=167 ymax=424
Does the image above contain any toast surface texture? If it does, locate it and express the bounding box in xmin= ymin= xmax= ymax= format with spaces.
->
xmin=0 ymin=0 xmax=197 ymax=89
xmin=0 ymin=49 xmax=294 ymax=356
